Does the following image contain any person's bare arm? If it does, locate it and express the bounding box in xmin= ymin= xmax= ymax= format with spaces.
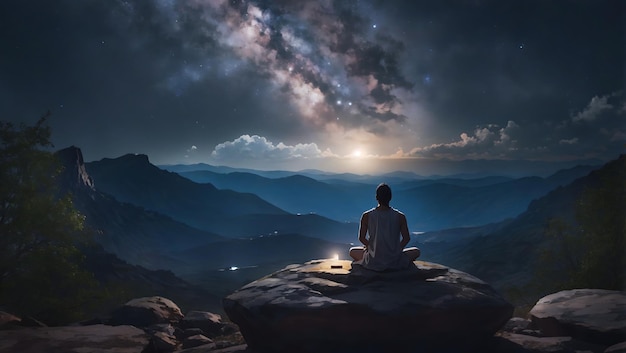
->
xmin=358 ymin=212 xmax=369 ymax=248
xmin=399 ymin=213 xmax=410 ymax=248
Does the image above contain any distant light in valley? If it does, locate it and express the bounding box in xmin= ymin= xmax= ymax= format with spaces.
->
xmin=229 ymin=266 xmax=239 ymax=271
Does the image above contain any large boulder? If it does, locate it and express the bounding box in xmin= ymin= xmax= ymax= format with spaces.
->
xmin=529 ymin=289 xmax=626 ymax=346
xmin=0 ymin=324 xmax=148 ymax=353
xmin=110 ymin=296 xmax=184 ymax=327
xmin=223 ymin=259 xmax=513 ymax=353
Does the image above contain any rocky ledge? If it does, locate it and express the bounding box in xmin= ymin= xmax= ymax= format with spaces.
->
xmin=223 ymin=259 xmax=514 ymax=353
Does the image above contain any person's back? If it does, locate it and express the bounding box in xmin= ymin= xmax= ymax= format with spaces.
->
xmin=349 ymin=183 xmax=420 ymax=271
xmin=360 ymin=206 xmax=410 ymax=271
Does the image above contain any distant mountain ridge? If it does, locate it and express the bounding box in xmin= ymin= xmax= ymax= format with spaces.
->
xmin=415 ymin=154 xmax=625 ymax=292
xmin=56 ymin=146 xmax=620 ymax=308
xmin=56 ymin=147 xmax=224 ymax=270
xmin=173 ymin=163 xmax=600 ymax=230
xmin=56 ymin=147 xmax=352 ymax=300
xmin=86 ymin=153 xmax=356 ymax=241
xmin=161 ymin=157 xmax=603 ymax=179
xmin=55 ymin=147 xmax=225 ymax=312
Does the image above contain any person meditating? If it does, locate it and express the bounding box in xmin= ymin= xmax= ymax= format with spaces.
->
xmin=349 ymin=183 xmax=420 ymax=271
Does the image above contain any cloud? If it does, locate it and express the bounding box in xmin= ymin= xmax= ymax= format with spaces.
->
xmin=405 ymin=91 xmax=626 ymax=161
xmin=210 ymin=135 xmax=336 ymax=161
xmin=559 ymin=138 xmax=579 ymax=145
xmin=572 ymin=94 xmax=613 ymax=122
xmin=408 ymin=121 xmax=519 ymax=159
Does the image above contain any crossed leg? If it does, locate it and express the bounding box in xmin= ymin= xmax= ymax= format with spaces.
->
xmin=349 ymin=246 xmax=420 ymax=261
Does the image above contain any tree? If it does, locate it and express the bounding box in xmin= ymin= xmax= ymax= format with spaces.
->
xmin=536 ymin=156 xmax=625 ymax=292
xmin=506 ymin=156 xmax=625 ymax=313
xmin=0 ymin=113 xmax=99 ymax=324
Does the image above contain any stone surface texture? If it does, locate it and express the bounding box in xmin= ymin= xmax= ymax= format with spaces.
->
xmin=529 ymin=289 xmax=626 ymax=346
xmin=0 ymin=324 xmax=149 ymax=353
xmin=110 ymin=296 xmax=184 ymax=327
xmin=0 ymin=311 xmax=21 ymax=327
xmin=181 ymin=310 xmax=224 ymax=337
xmin=493 ymin=332 xmax=605 ymax=353
xmin=223 ymin=259 xmax=513 ymax=353
xmin=605 ymin=341 xmax=626 ymax=353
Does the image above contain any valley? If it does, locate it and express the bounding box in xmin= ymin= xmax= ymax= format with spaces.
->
xmin=57 ymin=146 xmax=622 ymax=313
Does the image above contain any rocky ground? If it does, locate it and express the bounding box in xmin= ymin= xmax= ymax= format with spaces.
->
xmin=0 ymin=260 xmax=624 ymax=353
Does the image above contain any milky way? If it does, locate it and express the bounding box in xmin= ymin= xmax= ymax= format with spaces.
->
xmin=0 ymin=0 xmax=623 ymax=174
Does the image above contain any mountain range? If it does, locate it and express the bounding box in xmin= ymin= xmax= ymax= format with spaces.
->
xmin=413 ymin=154 xmax=625 ymax=294
xmin=55 ymin=145 xmax=622 ymax=307
xmin=85 ymin=154 xmax=355 ymax=241
xmin=166 ymin=163 xmax=598 ymax=230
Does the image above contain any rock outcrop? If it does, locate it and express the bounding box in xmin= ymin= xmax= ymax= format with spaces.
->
xmin=110 ymin=296 xmax=184 ymax=327
xmin=223 ymin=259 xmax=513 ymax=353
xmin=0 ymin=297 xmax=239 ymax=353
xmin=0 ymin=324 xmax=148 ymax=353
xmin=529 ymin=289 xmax=626 ymax=346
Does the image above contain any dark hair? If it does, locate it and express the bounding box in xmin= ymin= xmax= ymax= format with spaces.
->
xmin=376 ymin=183 xmax=392 ymax=206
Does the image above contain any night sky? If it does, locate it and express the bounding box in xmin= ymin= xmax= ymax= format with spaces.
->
xmin=1 ymin=0 xmax=624 ymax=175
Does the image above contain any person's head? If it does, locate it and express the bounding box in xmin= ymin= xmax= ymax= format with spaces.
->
xmin=376 ymin=183 xmax=392 ymax=206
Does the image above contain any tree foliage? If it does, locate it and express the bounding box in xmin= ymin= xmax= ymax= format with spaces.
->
xmin=506 ymin=157 xmax=625 ymax=313
xmin=0 ymin=114 xmax=100 ymax=324
xmin=536 ymin=158 xmax=625 ymax=292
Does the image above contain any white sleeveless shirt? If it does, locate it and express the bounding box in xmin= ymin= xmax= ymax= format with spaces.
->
xmin=360 ymin=207 xmax=410 ymax=271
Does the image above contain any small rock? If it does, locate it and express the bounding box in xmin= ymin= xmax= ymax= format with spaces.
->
xmin=221 ymin=322 xmax=238 ymax=335
xmin=146 ymin=323 xmax=176 ymax=336
xmin=606 ymin=341 xmax=626 ymax=353
xmin=182 ymin=334 xmax=215 ymax=349
xmin=151 ymin=331 xmax=178 ymax=352
xmin=110 ymin=296 xmax=184 ymax=327
xmin=181 ymin=311 xmax=224 ymax=337
xmin=182 ymin=328 xmax=205 ymax=338
xmin=0 ymin=311 xmax=21 ymax=328
xmin=503 ymin=317 xmax=531 ymax=333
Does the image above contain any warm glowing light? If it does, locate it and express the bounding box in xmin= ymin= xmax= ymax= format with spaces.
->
xmin=352 ymin=149 xmax=362 ymax=158
xmin=333 ymin=253 xmax=339 ymax=260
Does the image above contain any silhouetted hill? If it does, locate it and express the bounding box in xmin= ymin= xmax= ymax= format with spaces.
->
xmin=55 ymin=147 xmax=356 ymax=304
xmin=56 ymin=147 xmax=224 ymax=270
xmin=55 ymin=147 xmax=224 ymax=312
xmin=82 ymin=244 xmax=224 ymax=313
xmin=86 ymin=154 xmax=288 ymax=232
xmin=88 ymin=154 xmax=356 ymax=241
xmin=177 ymin=170 xmax=367 ymax=222
xmin=421 ymin=155 xmax=624 ymax=290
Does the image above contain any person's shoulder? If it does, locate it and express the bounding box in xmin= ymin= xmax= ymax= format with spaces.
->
xmin=362 ymin=207 xmax=376 ymax=215
xmin=392 ymin=208 xmax=405 ymax=216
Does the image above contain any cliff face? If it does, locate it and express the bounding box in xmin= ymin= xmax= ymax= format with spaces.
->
xmin=55 ymin=146 xmax=95 ymax=191
xmin=52 ymin=146 xmax=223 ymax=312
